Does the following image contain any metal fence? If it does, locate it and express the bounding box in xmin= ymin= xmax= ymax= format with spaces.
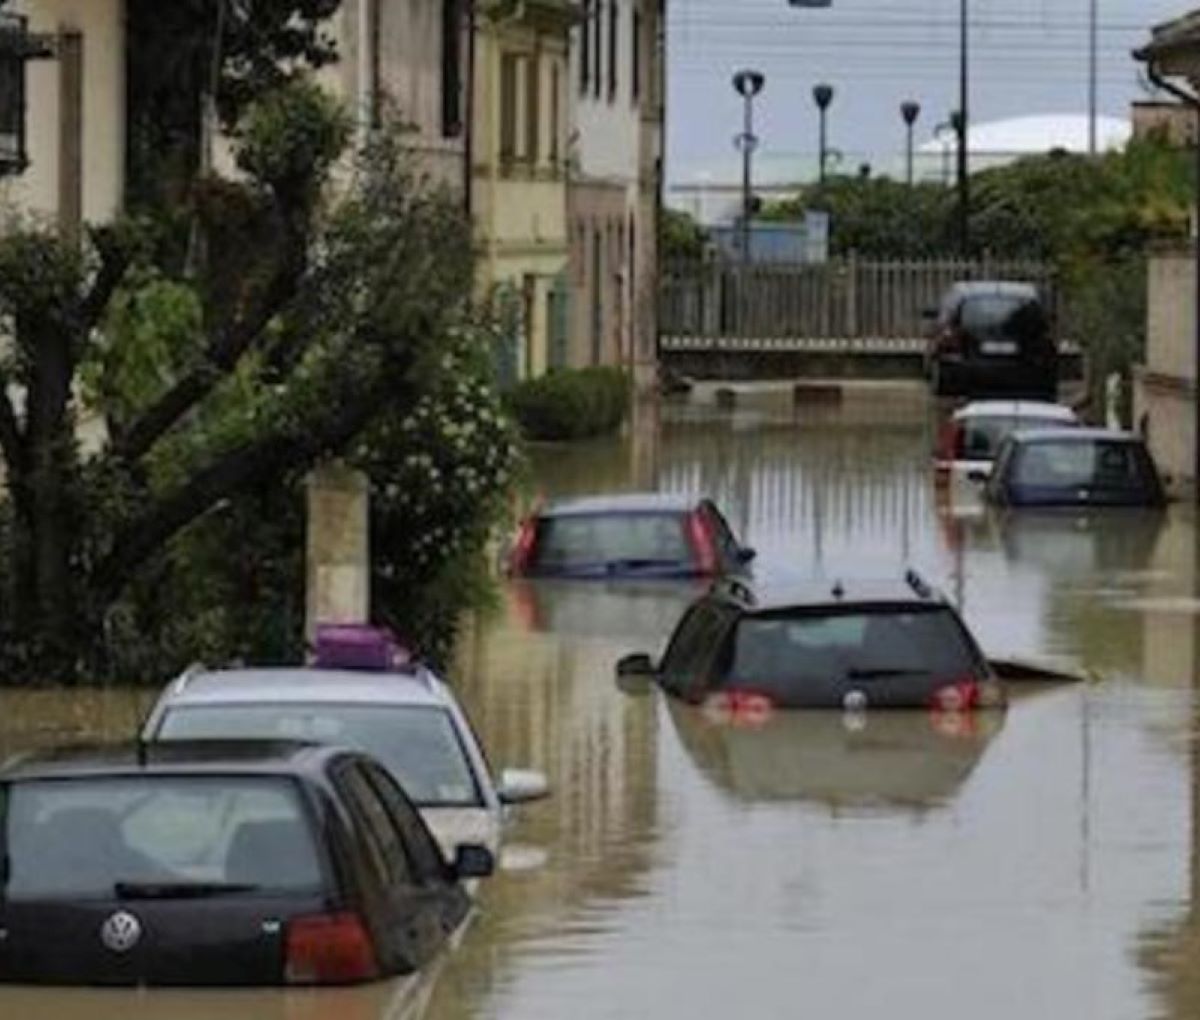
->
xmin=660 ymin=256 xmax=1057 ymax=343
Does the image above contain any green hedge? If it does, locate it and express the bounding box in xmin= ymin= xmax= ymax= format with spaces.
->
xmin=505 ymin=366 xmax=630 ymax=441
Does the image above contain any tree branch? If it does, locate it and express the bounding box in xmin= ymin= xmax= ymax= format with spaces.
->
xmin=80 ymin=232 xmax=134 ymax=335
xmin=94 ymin=361 xmax=416 ymax=601
xmin=111 ymin=244 xmax=306 ymax=465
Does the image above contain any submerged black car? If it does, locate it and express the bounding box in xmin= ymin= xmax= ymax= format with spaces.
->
xmin=617 ymin=574 xmax=1004 ymax=713
xmin=0 ymin=740 xmax=494 ymax=987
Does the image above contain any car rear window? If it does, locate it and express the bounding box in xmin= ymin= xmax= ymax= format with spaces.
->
xmin=1011 ymin=440 xmax=1152 ymax=493
xmin=718 ymin=606 xmax=982 ymax=696
xmin=532 ymin=512 xmax=692 ymax=570
xmin=960 ymin=416 xmax=1073 ymax=460
xmin=3 ymin=776 xmax=322 ymax=900
xmin=158 ymin=704 xmax=483 ymax=808
xmin=960 ymin=295 xmax=1047 ymax=357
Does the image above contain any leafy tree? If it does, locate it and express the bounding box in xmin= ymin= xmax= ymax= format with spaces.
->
xmin=661 ymin=208 xmax=710 ymax=261
xmin=0 ymin=80 xmax=483 ymax=683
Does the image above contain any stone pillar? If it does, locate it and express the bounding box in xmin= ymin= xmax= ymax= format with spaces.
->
xmin=305 ymin=464 xmax=370 ymax=641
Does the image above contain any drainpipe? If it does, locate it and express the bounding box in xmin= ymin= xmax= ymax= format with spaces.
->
xmin=1147 ymin=64 xmax=1200 ymax=502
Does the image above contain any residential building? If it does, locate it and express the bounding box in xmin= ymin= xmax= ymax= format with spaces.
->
xmin=0 ymin=0 xmax=125 ymax=230
xmin=567 ymin=0 xmax=663 ymax=384
xmin=472 ymin=0 xmax=576 ymax=381
xmin=1132 ymin=100 xmax=1198 ymax=147
xmin=319 ymin=0 xmax=471 ymax=191
xmin=1133 ymin=13 xmax=1200 ymax=493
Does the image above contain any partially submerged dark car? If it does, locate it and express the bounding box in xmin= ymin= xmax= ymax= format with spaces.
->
xmin=617 ymin=574 xmax=1005 ymax=713
xmin=0 ymin=741 xmax=494 ymax=987
xmin=928 ymin=281 xmax=1057 ymax=400
xmin=985 ymin=428 xmax=1167 ymax=509
xmin=508 ymin=493 xmax=754 ymax=580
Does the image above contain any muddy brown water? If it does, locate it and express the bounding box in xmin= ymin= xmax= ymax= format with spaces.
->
xmin=5 ymin=388 xmax=1200 ymax=1019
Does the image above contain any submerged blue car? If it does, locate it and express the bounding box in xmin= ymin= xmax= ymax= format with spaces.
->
xmin=507 ymin=493 xmax=755 ymax=580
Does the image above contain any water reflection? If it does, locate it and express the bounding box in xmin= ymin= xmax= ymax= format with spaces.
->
xmin=666 ymin=700 xmax=1004 ymax=810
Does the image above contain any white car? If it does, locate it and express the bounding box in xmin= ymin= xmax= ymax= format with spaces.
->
xmin=935 ymin=400 xmax=1079 ymax=483
xmin=141 ymin=651 xmax=548 ymax=871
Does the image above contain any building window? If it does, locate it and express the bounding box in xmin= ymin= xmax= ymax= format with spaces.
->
xmin=631 ymin=7 xmax=641 ymax=104
xmin=525 ymin=54 xmax=540 ymax=163
xmin=608 ymin=0 xmax=618 ymax=102
xmin=441 ymin=0 xmax=463 ymax=137
xmin=549 ymin=63 xmax=560 ymax=163
xmin=579 ymin=0 xmax=591 ymax=95
xmin=500 ymin=54 xmax=519 ymax=161
xmin=592 ymin=0 xmax=603 ymax=99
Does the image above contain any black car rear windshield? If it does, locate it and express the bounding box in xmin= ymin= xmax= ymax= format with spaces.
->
xmin=1011 ymin=439 xmax=1153 ymax=493
xmin=532 ymin=512 xmax=692 ymax=570
xmin=2 ymin=776 xmax=323 ymax=900
xmin=719 ymin=606 xmax=982 ymax=695
xmin=960 ymin=295 xmax=1047 ymax=356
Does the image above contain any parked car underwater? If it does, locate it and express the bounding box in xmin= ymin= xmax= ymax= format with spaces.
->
xmin=934 ymin=399 xmax=1080 ymax=483
xmin=617 ymin=573 xmax=1005 ymax=713
xmin=927 ymin=281 xmax=1058 ymax=400
xmin=507 ymin=493 xmax=755 ymax=579
xmin=984 ymin=428 xmax=1167 ymax=509
xmin=0 ymin=741 xmax=493 ymax=987
xmin=142 ymin=626 xmax=549 ymax=866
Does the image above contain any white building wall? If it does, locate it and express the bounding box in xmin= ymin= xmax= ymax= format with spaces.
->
xmin=1 ymin=0 xmax=125 ymax=225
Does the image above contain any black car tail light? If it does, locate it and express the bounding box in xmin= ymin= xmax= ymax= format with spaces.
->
xmin=284 ymin=912 xmax=379 ymax=985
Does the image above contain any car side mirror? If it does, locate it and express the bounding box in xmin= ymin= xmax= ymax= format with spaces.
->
xmin=737 ymin=545 xmax=757 ymax=565
xmin=967 ymin=469 xmax=989 ymax=484
xmin=497 ymin=768 xmax=550 ymax=805
xmin=617 ymin=653 xmax=656 ymax=677
xmin=452 ymin=844 xmax=496 ymax=880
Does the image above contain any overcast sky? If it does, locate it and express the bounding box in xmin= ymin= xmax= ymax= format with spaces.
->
xmin=667 ymin=0 xmax=1192 ymax=184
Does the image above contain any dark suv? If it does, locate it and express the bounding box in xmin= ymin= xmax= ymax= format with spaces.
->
xmin=928 ymin=281 xmax=1057 ymax=400
xmin=617 ymin=574 xmax=1004 ymax=713
xmin=0 ymin=741 xmax=493 ymax=986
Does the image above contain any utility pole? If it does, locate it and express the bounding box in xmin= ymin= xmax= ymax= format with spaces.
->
xmin=957 ymin=0 xmax=970 ymax=254
xmin=1088 ymin=0 xmax=1098 ymax=155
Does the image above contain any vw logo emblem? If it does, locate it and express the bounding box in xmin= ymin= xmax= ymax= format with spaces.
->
xmin=100 ymin=910 xmax=142 ymax=953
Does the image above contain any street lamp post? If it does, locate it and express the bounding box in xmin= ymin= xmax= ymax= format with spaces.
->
xmin=901 ymin=100 xmax=921 ymax=186
xmin=957 ymin=0 xmax=970 ymax=254
xmin=813 ymin=82 xmax=834 ymax=185
xmin=732 ymin=69 xmax=765 ymax=263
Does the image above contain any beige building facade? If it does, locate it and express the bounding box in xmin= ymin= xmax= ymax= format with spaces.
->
xmin=1134 ymin=13 xmax=1200 ymax=492
xmin=0 ymin=0 xmax=125 ymax=229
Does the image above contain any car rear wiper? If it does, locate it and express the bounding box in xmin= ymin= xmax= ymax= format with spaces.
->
xmin=114 ymin=880 xmax=261 ymax=900
xmin=605 ymin=558 xmax=689 ymax=571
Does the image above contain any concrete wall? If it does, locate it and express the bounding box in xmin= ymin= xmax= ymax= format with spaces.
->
xmin=1135 ymin=245 xmax=1198 ymax=491
xmin=1 ymin=0 xmax=125 ymax=226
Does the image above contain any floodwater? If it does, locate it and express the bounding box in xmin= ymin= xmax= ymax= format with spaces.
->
xmin=7 ymin=386 xmax=1200 ymax=1019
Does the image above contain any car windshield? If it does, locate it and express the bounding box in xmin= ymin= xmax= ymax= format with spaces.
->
xmin=2 ymin=776 xmax=322 ymax=900
xmin=158 ymin=704 xmax=483 ymax=808
xmin=960 ymin=416 xmax=1072 ymax=460
xmin=1011 ymin=440 xmax=1151 ymax=493
xmin=719 ymin=606 xmax=981 ymax=696
xmin=532 ymin=512 xmax=692 ymax=570
xmin=960 ymin=295 xmax=1046 ymax=355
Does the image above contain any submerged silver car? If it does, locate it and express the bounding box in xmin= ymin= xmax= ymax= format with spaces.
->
xmin=141 ymin=653 xmax=548 ymax=867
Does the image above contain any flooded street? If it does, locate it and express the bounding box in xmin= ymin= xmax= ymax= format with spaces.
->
xmin=7 ymin=388 xmax=1200 ymax=1018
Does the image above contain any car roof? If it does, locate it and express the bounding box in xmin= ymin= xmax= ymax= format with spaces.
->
xmin=1006 ymin=426 xmax=1143 ymax=445
xmin=710 ymin=575 xmax=948 ymax=615
xmin=157 ymin=667 xmax=452 ymax=710
xmin=540 ymin=492 xmax=699 ymax=517
xmin=1 ymin=739 xmax=343 ymax=782
xmin=947 ymin=280 xmax=1040 ymax=300
xmin=953 ymin=400 xmax=1077 ymax=422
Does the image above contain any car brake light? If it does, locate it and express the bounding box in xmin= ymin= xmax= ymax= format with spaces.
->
xmin=928 ymin=678 xmax=980 ymax=713
xmin=285 ymin=912 xmax=379 ymax=985
xmin=509 ymin=517 xmax=538 ymax=574
xmin=935 ymin=419 xmax=964 ymax=466
xmin=703 ymin=689 xmax=775 ymax=726
xmin=686 ymin=512 xmax=718 ymax=574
